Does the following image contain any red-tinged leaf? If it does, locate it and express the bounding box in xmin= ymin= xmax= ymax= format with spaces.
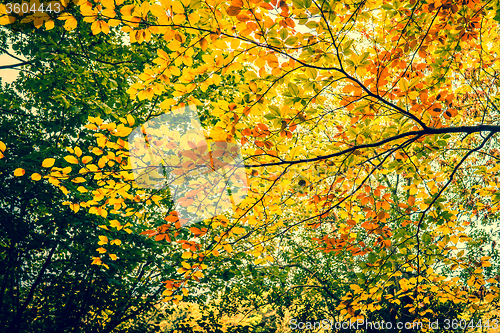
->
xmin=199 ymin=37 xmax=208 ymax=51
xmin=226 ymin=6 xmax=242 ymax=15
xmin=377 ymin=211 xmax=387 ymax=221
xmin=141 ymin=229 xmax=158 ymax=237
xmin=155 ymin=234 xmax=166 ymax=241
xmin=64 ymin=155 xmax=79 ymax=164
xmin=236 ymin=12 xmax=251 ymax=21
xmin=278 ymin=0 xmax=288 ymax=11
xmin=241 ymin=128 xmax=252 ymax=136
xmin=284 ymin=17 xmax=295 ymax=27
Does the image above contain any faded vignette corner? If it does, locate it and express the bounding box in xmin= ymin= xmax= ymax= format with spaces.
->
xmin=127 ymin=104 xmax=249 ymax=227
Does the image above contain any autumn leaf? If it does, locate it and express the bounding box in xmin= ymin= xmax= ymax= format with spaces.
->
xmin=226 ymin=6 xmax=241 ymax=15
xmin=42 ymin=158 xmax=55 ymax=168
xmin=110 ymin=239 xmax=122 ymax=245
xmin=64 ymin=156 xmax=79 ymax=164
xmin=98 ymin=236 xmax=108 ymax=245
xmin=31 ymin=173 xmax=42 ymax=181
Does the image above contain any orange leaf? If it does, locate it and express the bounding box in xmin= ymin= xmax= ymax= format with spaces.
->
xmin=199 ymin=37 xmax=208 ymax=51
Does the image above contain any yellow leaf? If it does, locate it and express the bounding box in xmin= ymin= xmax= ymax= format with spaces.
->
xmin=232 ymin=226 xmax=245 ymax=234
xmin=188 ymin=12 xmax=199 ymax=24
xmin=31 ymin=173 xmax=42 ymax=181
xmin=160 ymin=99 xmax=176 ymax=111
xmin=109 ymin=254 xmax=118 ymax=260
xmin=42 ymin=158 xmax=55 ymax=168
xmin=110 ymin=239 xmax=122 ymax=245
xmin=98 ymin=235 xmax=108 ymax=245
xmin=64 ymin=16 xmax=78 ymax=31
xmin=170 ymin=66 xmax=180 ymax=76
xmin=182 ymin=251 xmax=192 ymax=259
xmin=87 ymin=164 xmax=98 ymax=172
xmin=77 ymin=186 xmax=88 ymax=193
xmin=71 ymin=203 xmax=80 ymax=213
xmin=171 ymin=1 xmax=184 ymax=13
xmin=223 ymin=243 xmax=233 ymax=253
xmin=108 ymin=19 xmax=120 ymax=27
xmin=110 ymin=220 xmax=122 ymax=229
xmin=199 ymin=37 xmax=208 ymax=51
xmin=64 ymin=156 xmax=79 ymax=164
xmin=182 ymin=288 xmax=189 ymax=296
xmin=0 ymin=141 xmax=5 ymax=152
xmin=115 ymin=123 xmax=133 ymax=137
xmin=167 ymin=40 xmax=181 ymax=51
xmin=97 ymin=247 xmax=107 ymax=253
xmin=71 ymin=177 xmax=86 ymax=183
xmin=181 ymin=261 xmax=191 ymax=269
xmin=82 ymin=156 xmax=93 ymax=164
xmin=172 ymin=14 xmax=185 ymax=25
xmin=74 ymin=146 xmax=83 ymax=157
xmin=120 ymin=4 xmax=135 ymax=15
xmin=92 ymin=147 xmax=103 ymax=155
xmin=212 ymin=74 xmax=221 ymax=85
xmin=14 ymin=168 xmax=25 ymax=177
xmin=100 ymin=21 xmax=110 ymax=34
xmin=0 ymin=15 xmax=15 ymax=25
xmin=91 ymin=257 xmax=102 ymax=265
xmin=127 ymin=114 xmax=135 ymax=126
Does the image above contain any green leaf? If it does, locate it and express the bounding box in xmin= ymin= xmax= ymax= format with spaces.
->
xmin=288 ymin=82 xmax=300 ymax=96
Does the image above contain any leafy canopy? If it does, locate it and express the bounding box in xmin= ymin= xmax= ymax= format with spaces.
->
xmin=3 ymin=0 xmax=500 ymax=326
